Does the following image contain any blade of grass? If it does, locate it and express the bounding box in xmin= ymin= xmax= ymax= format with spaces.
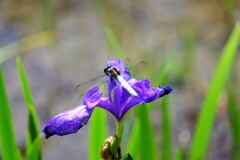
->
xmin=125 ymin=119 xmax=140 ymax=159
xmin=228 ymin=89 xmax=240 ymax=160
xmin=26 ymin=134 xmax=43 ymax=160
xmin=175 ymin=148 xmax=184 ymax=160
xmin=189 ymin=22 xmax=240 ymax=159
xmin=161 ymin=96 xmax=171 ymax=160
xmin=153 ymin=52 xmax=174 ymax=160
xmin=227 ymin=67 xmax=240 ymax=160
xmin=89 ymin=107 xmax=107 ymax=160
xmin=104 ymin=27 xmax=125 ymax=60
xmin=137 ymin=105 xmax=159 ymax=160
xmin=0 ymin=30 xmax=55 ymax=64
xmin=0 ymin=67 xmax=21 ymax=160
xmin=153 ymin=51 xmax=174 ymax=86
xmin=16 ymin=57 xmax=41 ymax=159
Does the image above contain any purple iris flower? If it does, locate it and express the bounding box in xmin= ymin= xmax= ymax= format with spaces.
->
xmin=42 ymin=59 xmax=172 ymax=139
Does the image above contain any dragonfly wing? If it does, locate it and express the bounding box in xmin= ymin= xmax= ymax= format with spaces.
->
xmin=75 ymin=73 xmax=106 ymax=98
xmin=129 ymin=61 xmax=147 ymax=78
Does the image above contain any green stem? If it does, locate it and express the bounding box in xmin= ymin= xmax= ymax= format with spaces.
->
xmin=116 ymin=119 xmax=124 ymax=145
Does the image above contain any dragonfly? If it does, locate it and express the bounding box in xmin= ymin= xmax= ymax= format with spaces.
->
xmin=75 ymin=59 xmax=147 ymax=98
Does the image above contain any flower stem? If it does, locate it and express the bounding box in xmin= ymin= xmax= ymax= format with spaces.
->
xmin=115 ymin=119 xmax=124 ymax=145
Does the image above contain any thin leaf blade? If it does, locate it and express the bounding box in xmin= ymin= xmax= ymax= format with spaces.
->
xmin=0 ymin=67 xmax=20 ymax=160
xmin=26 ymin=134 xmax=43 ymax=160
xmin=104 ymin=27 xmax=125 ymax=60
xmin=16 ymin=57 xmax=41 ymax=159
xmin=189 ymin=23 xmax=240 ymax=159
xmin=89 ymin=107 xmax=108 ymax=160
xmin=137 ymin=105 xmax=159 ymax=160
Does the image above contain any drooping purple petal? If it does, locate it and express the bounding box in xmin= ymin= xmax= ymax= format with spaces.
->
xmin=42 ymin=86 xmax=102 ymax=139
xmin=42 ymin=105 xmax=94 ymax=139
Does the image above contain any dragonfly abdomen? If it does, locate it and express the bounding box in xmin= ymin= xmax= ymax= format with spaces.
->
xmin=117 ymin=76 xmax=138 ymax=97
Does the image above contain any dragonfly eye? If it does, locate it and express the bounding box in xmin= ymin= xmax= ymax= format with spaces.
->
xmin=104 ymin=67 xmax=110 ymax=75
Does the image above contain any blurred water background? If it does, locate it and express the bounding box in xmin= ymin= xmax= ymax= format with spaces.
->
xmin=0 ymin=0 xmax=239 ymax=159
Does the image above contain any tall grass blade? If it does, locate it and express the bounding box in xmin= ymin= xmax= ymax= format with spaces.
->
xmin=26 ymin=134 xmax=43 ymax=160
xmin=137 ymin=105 xmax=159 ymax=160
xmin=16 ymin=57 xmax=41 ymax=159
xmin=154 ymin=51 xmax=174 ymax=86
xmin=89 ymin=107 xmax=107 ymax=160
xmin=161 ymin=96 xmax=171 ymax=160
xmin=227 ymin=68 xmax=240 ymax=160
xmin=228 ymin=89 xmax=240 ymax=160
xmin=0 ymin=67 xmax=21 ymax=160
xmin=104 ymin=27 xmax=125 ymax=60
xmin=153 ymin=53 xmax=174 ymax=159
xmin=126 ymin=119 xmax=140 ymax=159
xmin=175 ymin=148 xmax=184 ymax=160
xmin=189 ymin=23 xmax=240 ymax=159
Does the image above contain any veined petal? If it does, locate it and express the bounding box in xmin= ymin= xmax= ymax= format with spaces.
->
xmin=42 ymin=105 xmax=93 ymax=139
xmin=118 ymin=79 xmax=172 ymax=120
xmin=42 ymin=86 xmax=102 ymax=139
xmin=83 ymin=85 xmax=103 ymax=108
xmin=97 ymin=97 xmax=118 ymax=118
xmin=97 ymin=78 xmax=172 ymax=121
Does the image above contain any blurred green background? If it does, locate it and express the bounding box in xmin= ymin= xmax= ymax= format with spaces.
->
xmin=0 ymin=0 xmax=239 ymax=160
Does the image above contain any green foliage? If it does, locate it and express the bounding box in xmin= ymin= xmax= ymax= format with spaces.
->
xmin=16 ymin=57 xmax=42 ymax=160
xmin=189 ymin=23 xmax=240 ymax=159
xmin=0 ymin=57 xmax=43 ymax=160
xmin=137 ymin=105 xmax=159 ymax=160
xmin=89 ymin=107 xmax=108 ymax=160
xmin=227 ymin=65 xmax=240 ymax=160
xmin=104 ymin=27 xmax=125 ymax=60
xmin=26 ymin=134 xmax=43 ymax=160
xmin=0 ymin=67 xmax=21 ymax=160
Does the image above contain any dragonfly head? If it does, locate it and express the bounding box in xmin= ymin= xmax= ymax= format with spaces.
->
xmin=104 ymin=67 xmax=120 ymax=78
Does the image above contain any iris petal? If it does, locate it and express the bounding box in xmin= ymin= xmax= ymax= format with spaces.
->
xmin=42 ymin=86 xmax=102 ymax=139
xmin=42 ymin=105 xmax=93 ymax=139
xmin=118 ymin=79 xmax=172 ymax=120
xmin=97 ymin=78 xmax=172 ymax=120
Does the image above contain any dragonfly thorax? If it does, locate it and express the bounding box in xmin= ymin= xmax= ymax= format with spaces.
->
xmin=104 ymin=67 xmax=120 ymax=79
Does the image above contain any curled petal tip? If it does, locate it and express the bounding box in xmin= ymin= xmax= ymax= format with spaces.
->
xmin=163 ymin=86 xmax=172 ymax=95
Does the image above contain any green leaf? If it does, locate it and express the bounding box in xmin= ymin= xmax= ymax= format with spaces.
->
xmin=26 ymin=134 xmax=43 ymax=160
xmin=189 ymin=23 xmax=240 ymax=159
xmin=153 ymin=51 xmax=175 ymax=86
xmin=228 ymin=90 xmax=240 ymax=160
xmin=175 ymin=148 xmax=184 ymax=160
xmin=161 ymin=96 xmax=172 ymax=160
xmin=89 ymin=107 xmax=108 ymax=160
xmin=16 ymin=57 xmax=41 ymax=159
xmin=227 ymin=68 xmax=240 ymax=160
xmin=137 ymin=105 xmax=159 ymax=160
xmin=0 ymin=67 xmax=21 ymax=160
xmin=126 ymin=119 xmax=140 ymax=159
xmin=104 ymin=27 xmax=125 ymax=60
